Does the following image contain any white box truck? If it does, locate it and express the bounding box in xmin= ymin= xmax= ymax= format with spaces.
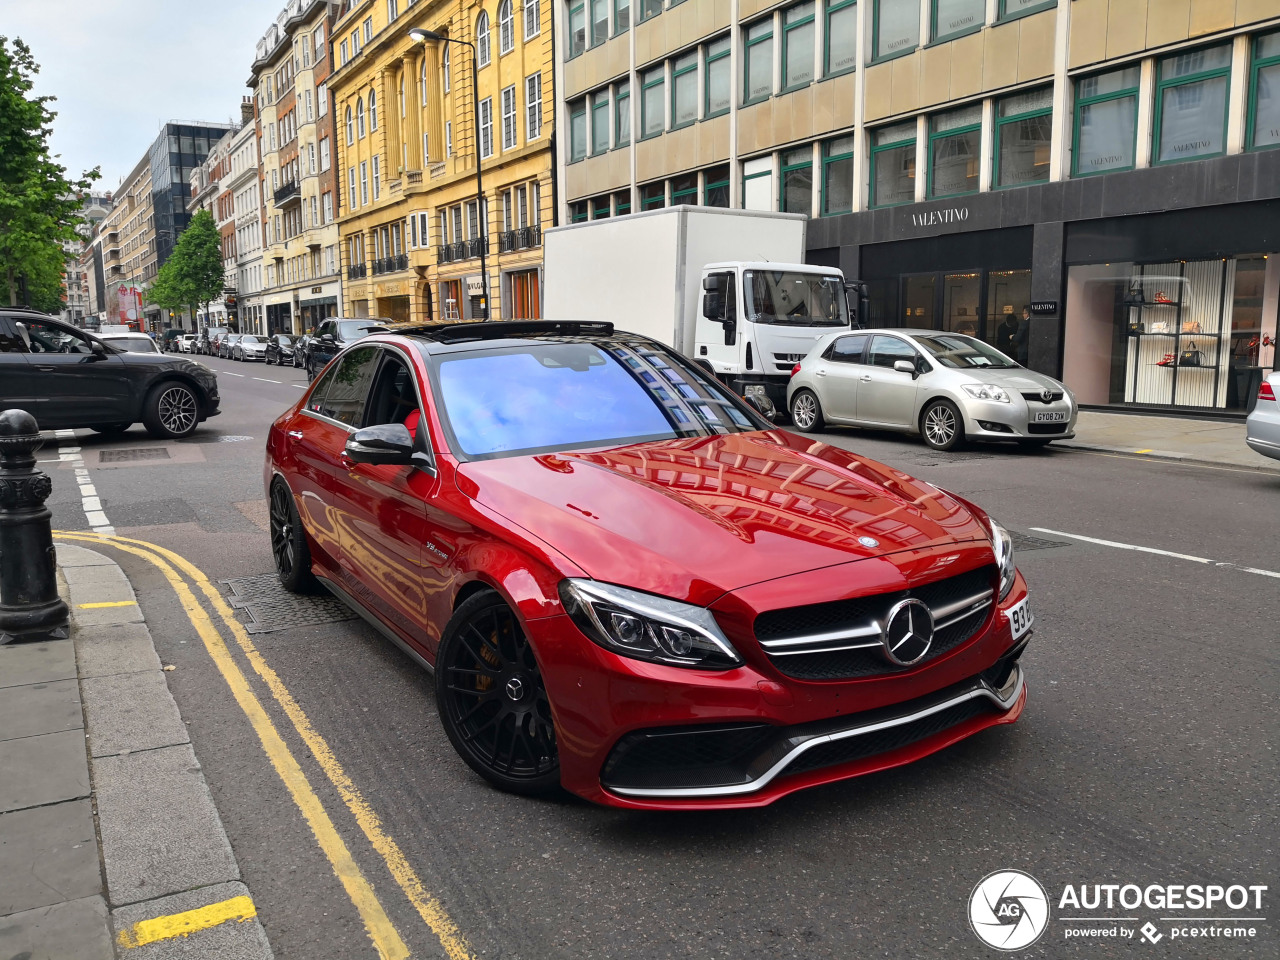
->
xmin=543 ymin=206 xmax=857 ymax=416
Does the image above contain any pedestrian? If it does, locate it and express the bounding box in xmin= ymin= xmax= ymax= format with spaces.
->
xmin=996 ymin=311 xmax=1019 ymax=355
xmin=1014 ymin=306 xmax=1032 ymax=365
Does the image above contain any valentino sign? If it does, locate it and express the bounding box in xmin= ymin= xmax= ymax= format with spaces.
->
xmin=911 ymin=206 xmax=970 ymax=229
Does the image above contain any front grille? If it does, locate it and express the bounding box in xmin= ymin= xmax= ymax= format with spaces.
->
xmin=1022 ymin=391 xmax=1064 ymax=404
xmin=1027 ymin=422 xmax=1069 ymax=435
xmin=754 ymin=565 xmax=995 ymax=681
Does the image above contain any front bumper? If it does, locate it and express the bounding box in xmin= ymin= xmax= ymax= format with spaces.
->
xmin=960 ymin=397 xmax=1076 ymax=441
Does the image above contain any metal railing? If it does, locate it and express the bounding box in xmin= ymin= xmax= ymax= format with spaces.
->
xmin=436 ymin=238 xmax=489 ymax=265
xmin=370 ymin=255 xmax=410 ymax=276
xmin=347 ymin=263 xmax=367 ymax=280
xmin=273 ymin=180 xmax=301 ymax=206
xmin=497 ymin=226 xmax=543 ymax=253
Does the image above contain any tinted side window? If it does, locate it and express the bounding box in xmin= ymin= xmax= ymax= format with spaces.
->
xmin=318 ymin=345 xmax=379 ymax=426
xmin=364 ymin=352 xmax=421 ymax=429
xmin=306 ymin=365 xmax=338 ymax=415
xmin=868 ymin=335 xmax=916 ymax=369
xmin=0 ymin=318 xmax=29 ymax=354
xmin=828 ymin=334 xmax=867 ymax=363
xmin=19 ymin=319 xmax=93 ymax=354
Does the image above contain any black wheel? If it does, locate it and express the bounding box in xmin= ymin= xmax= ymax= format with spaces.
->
xmin=269 ymin=480 xmax=318 ymax=593
xmin=435 ymin=592 xmax=560 ymax=796
xmin=143 ymin=381 xmax=200 ymax=439
xmin=90 ymin=423 xmax=131 ymax=435
xmin=789 ymin=389 xmax=826 ymax=432
xmin=921 ymin=399 xmax=965 ymax=451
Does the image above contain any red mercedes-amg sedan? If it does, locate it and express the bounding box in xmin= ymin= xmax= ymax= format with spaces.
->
xmin=264 ymin=321 xmax=1031 ymax=809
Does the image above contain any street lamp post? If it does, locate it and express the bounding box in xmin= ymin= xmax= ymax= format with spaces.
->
xmin=409 ymin=27 xmax=489 ymax=320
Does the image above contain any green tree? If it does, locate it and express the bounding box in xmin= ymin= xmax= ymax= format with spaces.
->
xmin=161 ymin=208 xmax=224 ymax=327
xmin=0 ymin=36 xmax=99 ymax=310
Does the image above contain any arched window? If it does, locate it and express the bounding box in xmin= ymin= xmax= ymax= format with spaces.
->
xmin=345 ymin=106 xmax=353 ymax=144
xmin=442 ymin=44 xmax=451 ymax=93
xmin=419 ymin=58 xmax=426 ymax=105
xmin=368 ymin=90 xmax=377 ymax=131
xmin=498 ymin=0 xmax=514 ymax=55
xmin=356 ymin=97 xmax=365 ymax=138
xmin=524 ymin=0 xmax=540 ymax=39
xmin=476 ymin=10 xmax=490 ymax=66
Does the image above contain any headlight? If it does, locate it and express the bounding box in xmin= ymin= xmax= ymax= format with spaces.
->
xmin=559 ymin=579 xmax=742 ymax=670
xmin=989 ymin=518 xmax=1016 ymax=601
xmin=962 ymin=383 xmax=1011 ymax=403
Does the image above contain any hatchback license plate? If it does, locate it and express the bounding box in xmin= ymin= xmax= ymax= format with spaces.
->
xmin=1008 ymin=597 xmax=1033 ymax=639
xmin=1033 ymin=411 xmax=1068 ymax=423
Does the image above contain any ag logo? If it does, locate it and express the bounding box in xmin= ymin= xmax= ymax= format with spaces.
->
xmin=969 ymin=869 xmax=1050 ymax=951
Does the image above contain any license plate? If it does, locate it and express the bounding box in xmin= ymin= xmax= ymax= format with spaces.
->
xmin=1033 ymin=411 xmax=1068 ymax=423
xmin=1007 ymin=597 xmax=1034 ymax=640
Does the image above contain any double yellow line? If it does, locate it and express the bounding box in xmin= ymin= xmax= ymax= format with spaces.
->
xmin=55 ymin=531 xmax=476 ymax=960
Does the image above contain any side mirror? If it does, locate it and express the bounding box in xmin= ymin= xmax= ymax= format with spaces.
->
xmin=321 ymin=334 xmax=336 ymax=344
xmin=90 ymin=340 xmax=107 ymax=358
xmin=893 ymin=359 xmax=919 ymax=379
xmin=702 ymin=291 xmax=723 ymax=320
xmin=742 ymin=393 xmax=780 ymax=422
xmin=344 ymin=424 xmax=415 ymax=466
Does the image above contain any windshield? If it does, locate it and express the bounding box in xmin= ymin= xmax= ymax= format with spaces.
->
xmin=107 ymin=336 xmax=157 ymax=353
xmin=241 ymin=336 xmax=259 ymax=344
xmin=430 ymin=340 xmax=760 ymax=460
xmin=914 ymin=334 xmax=1020 ymax=369
xmin=743 ymin=271 xmax=848 ymax=327
xmin=339 ymin=321 xmax=388 ymax=339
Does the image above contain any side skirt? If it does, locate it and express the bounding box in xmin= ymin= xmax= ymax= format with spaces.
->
xmin=315 ymin=574 xmax=435 ymax=675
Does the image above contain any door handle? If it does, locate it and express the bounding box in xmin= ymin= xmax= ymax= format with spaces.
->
xmin=286 ymin=430 xmax=303 ymax=441
xmin=35 ymin=365 xmax=56 ymax=372
xmin=815 ymin=369 xmax=827 ymax=377
xmin=859 ymin=376 xmax=873 ymax=382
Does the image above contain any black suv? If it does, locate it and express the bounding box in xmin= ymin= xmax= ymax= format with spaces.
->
xmin=0 ymin=309 xmax=220 ymax=438
xmin=304 ymin=318 xmax=390 ymax=380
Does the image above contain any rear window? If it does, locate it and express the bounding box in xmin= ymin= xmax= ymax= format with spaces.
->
xmin=108 ymin=336 xmax=157 ymax=352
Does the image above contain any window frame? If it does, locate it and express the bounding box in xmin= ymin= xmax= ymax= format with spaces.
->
xmin=640 ymin=65 xmax=665 ymax=140
xmin=671 ymin=51 xmax=699 ymax=129
xmin=930 ymin=0 xmax=985 ymax=46
xmin=779 ymin=148 xmax=814 ymax=213
xmin=590 ymin=0 xmax=610 ymax=47
xmin=743 ymin=18 xmax=774 ymax=106
xmin=1071 ymin=67 xmax=1141 ymax=178
xmin=637 ymin=0 xmax=662 ymax=26
xmin=869 ymin=128 xmax=917 ymax=208
xmin=525 ymin=0 xmax=542 ymax=38
xmin=615 ymin=79 xmax=632 ymax=146
xmin=820 ymin=135 xmax=855 ymax=216
xmin=526 ymin=73 xmax=544 ymax=141
xmin=704 ymin=36 xmax=731 ymax=118
xmin=742 ymin=163 xmax=773 ymax=209
xmin=477 ymin=11 xmax=492 ymax=66
xmin=478 ymin=96 xmax=494 ymax=159
xmin=824 ymin=0 xmax=858 ymax=79
xmin=927 ymin=109 xmax=982 ymax=200
xmin=997 ymin=0 xmax=1055 ymax=24
xmin=781 ymin=2 xmax=817 ymax=94
xmin=614 ymin=0 xmax=630 ymax=36
xmin=704 ymin=164 xmax=731 ymax=206
xmin=591 ymin=90 xmax=611 ymax=155
xmin=501 ymin=83 xmax=519 ymax=150
xmin=499 ymin=0 xmax=516 ymax=55
xmin=1152 ymin=44 xmax=1232 ymax=166
xmin=569 ymin=100 xmax=588 ymax=162
xmin=993 ymin=89 xmax=1052 ymax=189
xmin=871 ymin=0 xmax=918 ymax=64
xmin=567 ymin=1 xmax=586 ymax=58
xmin=1248 ymin=31 xmax=1280 ymax=151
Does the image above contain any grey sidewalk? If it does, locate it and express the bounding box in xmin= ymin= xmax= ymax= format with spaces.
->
xmin=0 ymin=543 xmax=272 ymax=960
xmin=1060 ymin=410 xmax=1280 ymax=472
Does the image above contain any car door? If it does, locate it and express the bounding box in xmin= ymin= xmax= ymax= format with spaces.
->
xmin=312 ymin=320 xmax=336 ymax=370
xmin=0 ymin=317 xmax=39 ymax=420
xmin=14 ymin=318 xmax=131 ymax=427
xmin=856 ymin=335 xmax=922 ymax=428
xmin=815 ymin=333 xmax=868 ymax=421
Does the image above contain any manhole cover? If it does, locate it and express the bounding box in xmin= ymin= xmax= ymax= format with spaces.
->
xmin=179 ymin=435 xmax=255 ymax=444
xmin=1010 ymin=531 xmax=1069 ymax=552
xmin=99 ymin=447 xmax=171 ymax=463
xmin=221 ymin=574 xmax=357 ymax=634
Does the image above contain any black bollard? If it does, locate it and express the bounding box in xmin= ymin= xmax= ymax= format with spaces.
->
xmin=0 ymin=409 xmax=70 ymax=644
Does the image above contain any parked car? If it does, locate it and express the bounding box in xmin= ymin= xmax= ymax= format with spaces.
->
xmin=303 ymin=318 xmax=390 ymax=379
xmin=180 ymin=334 xmax=197 ymax=353
xmin=787 ymin=329 xmax=1077 ymax=451
xmin=199 ymin=327 xmax=228 ymax=355
xmin=1245 ymin=372 xmax=1280 ymax=461
xmin=0 ymin=308 xmax=220 ymax=438
xmin=264 ymin=334 xmax=299 ymax=366
xmin=99 ymin=332 xmax=162 ymax=354
xmin=233 ymin=335 xmax=268 ymax=362
xmin=160 ymin=329 xmax=183 ymax=352
xmin=218 ymin=334 xmax=244 ymax=359
xmin=265 ymin=321 xmax=1031 ymax=807
xmin=292 ymin=333 xmax=311 ymax=368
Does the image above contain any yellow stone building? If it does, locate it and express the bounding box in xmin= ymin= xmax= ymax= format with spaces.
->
xmin=329 ymin=0 xmax=554 ymax=323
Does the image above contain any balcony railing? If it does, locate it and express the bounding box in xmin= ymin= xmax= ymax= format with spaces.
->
xmin=370 ymin=255 xmax=409 ymax=276
xmin=436 ymin=237 xmax=490 ymax=265
xmin=273 ymin=180 xmax=301 ymax=206
xmin=497 ymin=226 xmax=543 ymax=253
xmin=348 ymin=263 xmax=367 ymax=280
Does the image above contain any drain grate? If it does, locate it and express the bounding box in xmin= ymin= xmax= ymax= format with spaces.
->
xmin=221 ymin=574 xmax=357 ymax=634
xmin=1011 ymin=531 xmax=1069 ymax=552
xmin=99 ymin=447 xmax=171 ymax=463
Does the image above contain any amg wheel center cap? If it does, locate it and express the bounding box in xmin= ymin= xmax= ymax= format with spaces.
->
xmin=880 ymin=598 xmax=935 ymax=666
xmin=505 ymin=677 xmax=525 ymax=701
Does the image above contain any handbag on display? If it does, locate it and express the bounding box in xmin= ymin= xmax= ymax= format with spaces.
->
xmin=1178 ymin=342 xmax=1203 ymax=367
xmin=1128 ymin=318 xmax=1144 ymax=336
xmin=1150 ymin=320 xmax=1171 ymax=334
xmin=1181 ymin=319 xmax=1202 ymax=334
xmin=1123 ymin=281 xmax=1146 ymax=306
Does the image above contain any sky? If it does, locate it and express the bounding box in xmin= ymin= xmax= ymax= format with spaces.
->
xmin=5 ymin=0 xmax=274 ymax=189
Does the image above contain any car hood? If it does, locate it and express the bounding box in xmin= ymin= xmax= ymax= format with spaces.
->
xmin=456 ymin=430 xmax=989 ymax=603
xmin=951 ymin=366 xmax=1066 ymax=395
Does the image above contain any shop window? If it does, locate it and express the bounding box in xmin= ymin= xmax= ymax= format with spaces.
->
xmin=932 ymin=0 xmax=983 ymax=44
xmin=567 ymin=2 xmax=586 ymax=59
xmin=783 ymin=3 xmax=816 ymax=91
xmin=1072 ymin=65 xmax=1140 ymax=177
xmin=671 ymin=173 xmax=698 ymax=205
xmin=873 ymin=0 xmax=918 ymax=61
xmin=995 ymin=87 xmax=1052 ymax=188
xmin=871 ymin=121 xmax=916 ymax=207
xmin=641 ymin=182 xmax=666 ymax=209
xmin=742 ymin=156 xmax=773 ymax=210
xmin=614 ymin=0 xmax=630 ymax=35
xmin=705 ymin=36 xmax=731 ymax=117
xmin=1154 ymin=45 xmax=1231 ymax=164
xmin=641 ymin=65 xmax=665 ymax=139
xmin=570 ymin=200 xmax=589 ymax=223
xmin=569 ymin=100 xmax=587 ymax=162
xmin=704 ymin=164 xmax=731 ymax=207
xmin=613 ymin=189 xmax=632 ymax=216
xmin=929 ymin=105 xmax=981 ymax=199
xmin=822 ymin=135 xmax=855 ymax=216
xmin=591 ymin=195 xmax=612 ymax=219
xmin=999 ymin=0 xmax=1054 ymax=21
xmin=672 ymin=51 xmax=698 ymax=128
xmin=902 ymin=274 xmax=935 ymax=327
xmin=743 ymin=19 xmax=774 ymax=105
xmin=591 ymin=0 xmax=609 ymax=46
xmin=616 ymin=80 xmax=631 ymax=145
xmin=825 ymin=0 xmax=857 ymax=77
xmin=592 ymin=91 xmax=610 ymax=155
xmin=987 ymin=270 xmax=1032 ymax=354
xmin=941 ymin=272 xmax=981 ymax=337
xmin=1248 ymin=31 xmax=1280 ymax=150
xmin=781 ymin=148 xmax=813 ymax=213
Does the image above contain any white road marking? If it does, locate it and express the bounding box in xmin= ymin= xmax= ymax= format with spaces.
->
xmin=225 ymin=372 xmax=246 ymax=377
xmin=253 ymin=378 xmax=281 ymax=383
xmin=292 ymin=384 xmax=306 ymax=389
xmin=51 ymin=433 xmax=115 ymax=535
xmin=1030 ymin=528 xmax=1280 ymax=580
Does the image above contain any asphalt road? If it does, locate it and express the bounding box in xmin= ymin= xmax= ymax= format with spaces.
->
xmin=40 ymin=351 xmax=1278 ymax=959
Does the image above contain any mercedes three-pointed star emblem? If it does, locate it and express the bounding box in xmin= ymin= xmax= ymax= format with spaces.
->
xmin=880 ymin=598 xmax=936 ymax=666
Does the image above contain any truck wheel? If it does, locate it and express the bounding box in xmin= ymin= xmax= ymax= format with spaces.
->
xmin=789 ymin=390 xmax=826 ymax=433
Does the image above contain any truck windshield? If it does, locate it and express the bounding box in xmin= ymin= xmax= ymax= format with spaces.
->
xmin=743 ymin=271 xmax=848 ymax=326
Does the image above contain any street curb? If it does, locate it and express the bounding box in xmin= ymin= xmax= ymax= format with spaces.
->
xmin=1057 ymin=439 xmax=1280 ymax=474
xmin=57 ymin=543 xmax=274 ymax=960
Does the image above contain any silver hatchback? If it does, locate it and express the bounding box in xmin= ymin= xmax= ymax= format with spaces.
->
xmin=787 ymin=328 xmax=1077 ymax=451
